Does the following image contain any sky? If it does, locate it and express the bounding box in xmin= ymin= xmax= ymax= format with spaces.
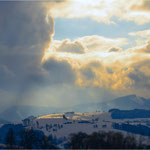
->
xmin=0 ymin=0 xmax=150 ymax=110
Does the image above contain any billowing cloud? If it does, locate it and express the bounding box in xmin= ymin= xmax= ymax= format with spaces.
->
xmin=76 ymin=35 xmax=127 ymax=52
xmin=130 ymin=0 xmax=150 ymax=12
xmin=128 ymin=29 xmax=150 ymax=47
xmin=43 ymin=58 xmax=76 ymax=84
xmin=46 ymin=0 xmax=150 ymax=24
xmin=129 ymin=29 xmax=150 ymax=38
xmin=132 ymin=39 xmax=150 ymax=53
xmin=43 ymin=35 xmax=127 ymax=64
xmin=0 ymin=2 xmax=55 ymax=107
xmin=55 ymin=39 xmax=85 ymax=54
xmin=128 ymin=59 xmax=150 ymax=90
xmin=0 ymin=2 xmax=54 ymax=48
xmin=42 ymin=34 xmax=150 ymax=98
xmin=1 ymin=0 xmax=150 ymax=111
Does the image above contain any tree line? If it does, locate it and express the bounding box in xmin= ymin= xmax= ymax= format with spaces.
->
xmin=3 ymin=128 xmax=57 ymax=149
xmin=66 ymin=131 xmax=150 ymax=149
xmin=2 ymin=128 xmax=150 ymax=149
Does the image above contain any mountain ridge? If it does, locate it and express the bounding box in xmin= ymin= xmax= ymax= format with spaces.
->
xmin=1 ymin=94 xmax=150 ymax=122
xmin=71 ymin=94 xmax=150 ymax=112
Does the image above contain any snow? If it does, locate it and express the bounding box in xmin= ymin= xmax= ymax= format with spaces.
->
xmin=26 ymin=112 xmax=113 ymax=138
xmin=21 ymin=111 xmax=150 ymax=146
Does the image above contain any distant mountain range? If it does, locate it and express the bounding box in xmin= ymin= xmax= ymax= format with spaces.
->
xmin=0 ymin=94 xmax=150 ymax=122
xmin=0 ymin=105 xmax=62 ymax=122
xmin=71 ymin=94 xmax=150 ymax=112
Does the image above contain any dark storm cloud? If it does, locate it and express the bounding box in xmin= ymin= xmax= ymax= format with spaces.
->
xmin=128 ymin=60 xmax=150 ymax=89
xmin=43 ymin=58 xmax=76 ymax=84
xmin=0 ymin=2 xmax=78 ymax=107
xmin=0 ymin=2 xmax=54 ymax=90
xmin=0 ymin=65 xmax=14 ymax=90
xmin=0 ymin=1 xmax=82 ymax=112
xmin=1 ymin=1 xmax=149 ymax=111
xmin=0 ymin=2 xmax=53 ymax=48
xmin=128 ymin=70 xmax=150 ymax=89
xmin=0 ymin=2 xmax=63 ymax=107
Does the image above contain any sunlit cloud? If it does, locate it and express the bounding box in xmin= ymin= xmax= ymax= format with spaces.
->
xmin=42 ymin=30 xmax=150 ymax=96
xmin=42 ymin=35 xmax=127 ymax=64
xmin=41 ymin=0 xmax=150 ymax=95
xmin=129 ymin=29 xmax=150 ymax=38
xmin=1 ymin=0 xmax=150 ymax=110
xmin=45 ymin=0 xmax=150 ymax=25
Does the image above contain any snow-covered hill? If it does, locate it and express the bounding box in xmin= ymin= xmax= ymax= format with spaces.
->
xmin=23 ymin=112 xmax=112 ymax=138
xmin=1 ymin=109 xmax=150 ymax=148
xmin=22 ymin=110 xmax=150 ymax=140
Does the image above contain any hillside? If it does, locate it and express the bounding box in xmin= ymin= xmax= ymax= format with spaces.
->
xmin=20 ymin=109 xmax=150 ymax=139
xmin=1 ymin=109 xmax=150 ymax=148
